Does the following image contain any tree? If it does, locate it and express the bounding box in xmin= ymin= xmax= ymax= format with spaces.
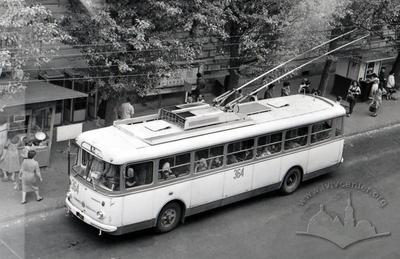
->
xmin=322 ymin=0 xmax=400 ymax=94
xmin=344 ymin=0 xmax=400 ymax=78
xmin=149 ymin=0 xmax=350 ymax=93
xmin=64 ymin=0 xmax=348 ymax=123
xmin=63 ymin=0 xmax=201 ymax=125
xmin=0 ymin=0 xmax=68 ymax=96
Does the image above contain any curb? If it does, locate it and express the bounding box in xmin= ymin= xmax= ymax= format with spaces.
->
xmin=344 ymin=120 xmax=400 ymax=139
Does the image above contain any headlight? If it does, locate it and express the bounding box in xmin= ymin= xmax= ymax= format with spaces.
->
xmin=66 ymin=192 xmax=72 ymax=200
xmin=96 ymin=211 xmax=105 ymax=219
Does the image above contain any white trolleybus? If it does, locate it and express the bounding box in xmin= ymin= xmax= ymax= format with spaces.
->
xmin=66 ymin=94 xmax=345 ymax=235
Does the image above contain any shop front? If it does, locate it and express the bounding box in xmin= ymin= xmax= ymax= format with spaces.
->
xmin=0 ymin=81 xmax=87 ymax=167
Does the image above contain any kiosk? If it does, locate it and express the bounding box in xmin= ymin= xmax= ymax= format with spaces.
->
xmin=0 ymin=81 xmax=87 ymax=167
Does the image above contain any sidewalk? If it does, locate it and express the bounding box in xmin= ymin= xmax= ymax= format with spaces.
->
xmin=1 ymin=93 xmax=400 ymax=224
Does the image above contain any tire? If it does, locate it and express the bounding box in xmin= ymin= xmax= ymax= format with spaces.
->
xmin=155 ymin=202 xmax=182 ymax=233
xmin=281 ymin=167 xmax=302 ymax=195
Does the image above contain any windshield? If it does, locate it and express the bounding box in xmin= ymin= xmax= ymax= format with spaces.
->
xmin=73 ymin=148 xmax=120 ymax=191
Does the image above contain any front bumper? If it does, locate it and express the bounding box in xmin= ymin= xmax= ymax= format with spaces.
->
xmin=65 ymin=198 xmax=117 ymax=233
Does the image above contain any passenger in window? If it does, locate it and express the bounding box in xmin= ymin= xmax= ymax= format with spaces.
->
xmin=285 ymin=141 xmax=301 ymax=150
xmin=298 ymin=136 xmax=307 ymax=146
xmin=244 ymin=150 xmax=253 ymax=160
xmin=227 ymin=155 xmax=239 ymax=164
xmin=258 ymin=147 xmax=271 ymax=158
xmin=125 ymin=168 xmax=137 ymax=188
xmin=269 ymin=144 xmax=280 ymax=153
xmin=160 ymin=162 xmax=172 ymax=180
xmin=210 ymin=156 xmax=223 ymax=169
xmin=195 ymin=158 xmax=208 ymax=173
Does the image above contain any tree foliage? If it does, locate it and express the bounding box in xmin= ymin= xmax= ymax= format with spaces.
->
xmin=64 ymin=0 xmax=350 ymax=102
xmin=340 ymin=0 xmax=400 ymax=75
xmin=0 ymin=0 xmax=68 ymax=96
xmin=62 ymin=0 xmax=199 ymax=100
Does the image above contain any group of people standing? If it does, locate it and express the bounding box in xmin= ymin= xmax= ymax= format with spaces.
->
xmin=344 ymin=69 xmax=396 ymax=117
xmin=0 ymin=136 xmax=43 ymax=204
xmin=263 ymin=78 xmax=321 ymax=100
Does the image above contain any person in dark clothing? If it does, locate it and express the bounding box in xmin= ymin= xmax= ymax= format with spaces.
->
xmin=281 ymin=81 xmax=291 ymax=96
xmin=192 ymin=72 xmax=206 ymax=101
xmin=298 ymin=78 xmax=311 ymax=94
xmin=96 ymin=96 xmax=107 ymax=127
xmin=379 ymin=67 xmax=386 ymax=89
xmin=346 ymin=81 xmax=361 ymax=116
xmin=264 ymin=84 xmax=275 ymax=99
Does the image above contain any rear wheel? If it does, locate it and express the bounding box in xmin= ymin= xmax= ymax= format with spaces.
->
xmin=155 ymin=202 xmax=182 ymax=233
xmin=281 ymin=167 xmax=302 ymax=194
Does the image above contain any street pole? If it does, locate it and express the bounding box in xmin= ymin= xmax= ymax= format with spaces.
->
xmin=67 ymin=139 xmax=71 ymax=175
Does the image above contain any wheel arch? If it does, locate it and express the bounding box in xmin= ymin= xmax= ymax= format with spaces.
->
xmin=155 ymin=199 xmax=187 ymax=225
xmin=280 ymin=165 xmax=304 ymax=188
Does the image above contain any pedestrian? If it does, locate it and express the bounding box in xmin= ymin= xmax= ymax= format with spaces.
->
xmin=197 ymin=94 xmax=206 ymax=103
xmin=19 ymin=150 xmax=43 ymax=204
xmin=311 ymin=88 xmax=321 ymax=96
xmin=264 ymin=84 xmax=275 ymax=99
xmin=192 ymin=72 xmax=205 ymax=101
xmin=346 ymin=81 xmax=361 ymax=117
xmin=249 ymin=93 xmax=258 ymax=101
xmin=370 ymin=86 xmax=383 ymax=117
xmin=335 ymin=96 xmax=343 ymax=105
xmin=186 ymin=94 xmax=194 ymax=104
xmin=96 ymin=95 xmax=106 ymax=127
xmin=1 ymin=136 xmax=21 ymax=182
xmin=369 ymin=78 xmax=379 ymax=100
xmin=281 ymin=81 xmax=291 ymax=96
xmin=298 ymin=78 xmax=311 ymax=94
xmin=235 ymin=89 xmax=244 ymax=100
xmin=0 ymin=141 xmax=5 ymax=180
xmin=385 ymin=71 xmax=396 ymax=100
xmin=379 ymin=67 xmax=386 ymax=89
xmin=119 ymin=96 xmax=135 ymax=119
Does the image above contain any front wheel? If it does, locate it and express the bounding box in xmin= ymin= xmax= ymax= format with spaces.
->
xmin=155 ymin=202 xmax=182 ymax=233
xmin=281 ymin=167 xmax=302 ymax=195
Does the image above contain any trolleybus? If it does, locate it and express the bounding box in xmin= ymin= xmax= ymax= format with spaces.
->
xmin=66 ymin=94 xmax=345 ymax=235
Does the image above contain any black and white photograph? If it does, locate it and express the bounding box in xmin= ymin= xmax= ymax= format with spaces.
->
xmin=1 ymin=0 xmax=400 ymax=258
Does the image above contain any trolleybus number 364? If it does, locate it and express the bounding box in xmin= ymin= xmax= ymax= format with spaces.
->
xmin=233 ymin=167 xmax=244 ymax=179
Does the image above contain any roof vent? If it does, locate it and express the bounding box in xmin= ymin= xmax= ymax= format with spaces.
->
xmin=159 ymin=103 xmax=243 ymax=130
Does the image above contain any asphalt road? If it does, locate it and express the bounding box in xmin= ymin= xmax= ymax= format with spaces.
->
xmin=1 ymin=126 xmax=400 ymax=259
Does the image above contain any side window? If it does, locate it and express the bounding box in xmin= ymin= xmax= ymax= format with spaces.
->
xmin=284 ymin=126 xmax=309 ymax=150
xmin=125 ymin=161 xmax=153 ymax=189
xmin=333 ymin=117 xmax=344 ymax=136
xmin=227 ymin=139 xmax=255 ymax=165
xmin=256 ymin=132 xmax=282 ymax=158
xmin=194 ymin=145 xmax=224 ymax=173
xmin=311 ymin=120 xmax=332 ymax=143
xmin=158 ymin=153 xmax=191 ymax=181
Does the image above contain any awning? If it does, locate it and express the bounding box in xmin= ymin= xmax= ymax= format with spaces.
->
xmin=0 ymin=81 xmax=88 ymax=108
